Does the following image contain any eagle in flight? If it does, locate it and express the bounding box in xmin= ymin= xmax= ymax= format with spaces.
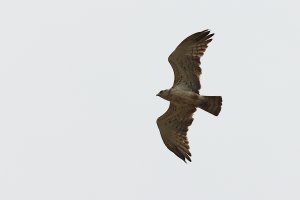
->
xmin=156 ymin=30 xmax=222 ymax=162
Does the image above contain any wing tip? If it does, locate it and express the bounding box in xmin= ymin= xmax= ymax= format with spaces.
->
xmin=176 ymin=29 xmax=213 ymax=47
xmin=196 ymin=29 xmax=214 ymax=42
xmin=182 ymin=156 xmax=192 ymax=163
xmin=172 ymin=146 xmax=192 ymax=163
xmin=185 ymin=156 xmax=192 ymax=162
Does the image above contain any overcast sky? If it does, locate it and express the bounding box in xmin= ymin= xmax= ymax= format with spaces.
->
xmin=1 ymin=0 xmax=300 ymax=200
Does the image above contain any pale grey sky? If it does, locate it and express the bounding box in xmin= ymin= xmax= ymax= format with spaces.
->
xmin=1 ymin=0 xmax=300 ymax=200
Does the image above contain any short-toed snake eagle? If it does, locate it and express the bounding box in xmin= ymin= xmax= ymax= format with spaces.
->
xmin=156 ymin=30 xmax=222 ymax=162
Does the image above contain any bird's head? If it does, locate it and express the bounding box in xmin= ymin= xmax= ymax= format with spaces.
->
xmin=156 ymin=89 xmax=170 ymax=99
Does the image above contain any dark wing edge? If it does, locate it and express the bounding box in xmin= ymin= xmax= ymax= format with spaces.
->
xmin=156 ymin=103 xmax=196 ymax=162
xmin=168 ymin=30 xmax=214 ymax=93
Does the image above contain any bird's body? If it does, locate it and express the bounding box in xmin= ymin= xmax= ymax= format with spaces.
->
xmin=157 ymin=89 xmax=205 ymax=107
xmin=156 ymin=30 xmax=222 ymax=162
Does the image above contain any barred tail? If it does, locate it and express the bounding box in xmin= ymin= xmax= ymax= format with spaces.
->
xmin=198 ymin=96 xmax=222 ymax=116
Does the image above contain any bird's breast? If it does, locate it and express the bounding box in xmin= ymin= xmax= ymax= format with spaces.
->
xmin=169 ymin=89 xmax=199 ymax=106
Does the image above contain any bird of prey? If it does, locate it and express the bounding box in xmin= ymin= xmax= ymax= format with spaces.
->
xmin=156 ymin=30 xmax=222 ymax=162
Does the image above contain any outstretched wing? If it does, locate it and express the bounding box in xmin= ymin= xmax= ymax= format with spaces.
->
xmin=168 ymin=30 xmax=214 ymax=94
xmin=157 ymin=103 xmax=197 ymax=162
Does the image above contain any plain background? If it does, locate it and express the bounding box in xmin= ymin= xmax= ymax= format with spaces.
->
xmin=1 ymin=0 xmax=300 ymax=199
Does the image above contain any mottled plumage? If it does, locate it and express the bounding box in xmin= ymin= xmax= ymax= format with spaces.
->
xmin=156 ymin=30 xmax=222 ymax=162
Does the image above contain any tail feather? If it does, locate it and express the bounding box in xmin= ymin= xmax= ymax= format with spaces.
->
xmin=198 ymin=96 xmax=222 ymax=116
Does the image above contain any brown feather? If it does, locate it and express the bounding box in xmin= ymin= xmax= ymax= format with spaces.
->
xmin=168 ymin=30 xmax=214 ymax=94
xmin=157 ymin=103 xmax=196 ymax=162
